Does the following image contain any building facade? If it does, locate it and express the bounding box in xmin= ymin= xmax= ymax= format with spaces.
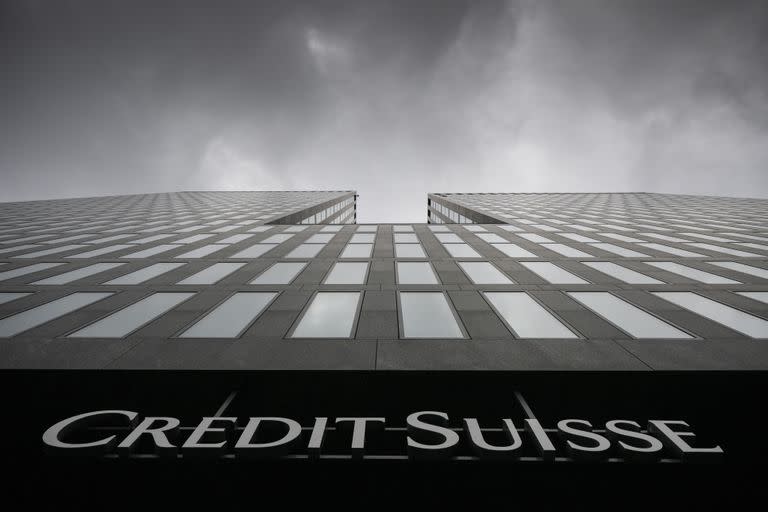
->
xmin=1 ymin=191 xmax=766 ymax=506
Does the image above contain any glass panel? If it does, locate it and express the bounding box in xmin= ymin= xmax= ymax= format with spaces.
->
xmin=710 ymin=262 xmax=768 ymax=280
xmin=541 ymin=244 xmax=593 ymax=258
xmin=588 ymin=243 xmax=649 ymax=258
xmin=175 ymin=244 xmax=227 ymax=258
xmin=324 ymin=262 xmax=368 ymax=284
xmin=217 ymin=234 xmax=252 ymax=244
xmin=394 ymin=233 xmax=418 ymax=243
xmin=285 ymin=226 xmax=307 ymax=232
xmin=0 ymin=292 xmax=113 ymax=337
xmin=738 ymin=292 xmax=768 ymax=305
xmin=230 ymin=244 xmax=278 ymax=258
xmin=14 ymin=244 xmax=87 ymax=258
xmin=340 ymin=244 xmax=373 ymax=258
xmin=464 ymin=226 xmax=486 ymax=232
xmin=654 ymin=292 xmax=768 ymax=339
xmin=685 ymin=243 xmax=761 ymax=257
xmin=180 ymin=292 xmax=276 ymax=338
xmin=0 ymin=292 xmax=31 ymax=305
xmin=485 ymin=292 xmax=576 ymax=338
xmin=306 ymin=234 xmax=334 ymax=244
xmin=637 ymin=243 xmax=704 ymax=257
xmin=70 ymin=244 xmax=134 ymax=258
xmin=251 ymin=262 xmax=307 ymax=284
xmin=393 ymin=225 xmax=414 ymax=232
xmin=582 ymin=262 xmax=662 ymax=284
xmin=123 ymin=244 xmax=181 ymax=258
xmin=68 ymin=292 xmax=194 ymax=338
xmin=521 ymin=262 xmax=588 ymax=284
xmin=568 ymin=292 xmax=691 ymax=339
xmin=518 ymin=233 xmax=552 ymax=243
xmin=435 ymin=233 xmax=462 ymax=243
xmin=492 ymin=243 xmax=536 ymax=258
xmin=558 ymin=233 xmax=599 ymax=243
xmin=321 ymin=225 xmax=343 ymax=232
xmin=178 ymin=263 xmax=246 ymax=285
xmin=397 ymin=262 xmax=439 ymax=284
xmin=428 ymin=225 xmax=450 ymax=232
xmin=175 ymin=234 xmax=215 ymax=244
xmin=442 ymin=243 xmax=479 ymax=258
xmin=286 ymin=244 xmax=324 ymax=258
xmin=290 ymin=292 xmax=361 ymax=338
xmin=349 ymin=233 xmax=374 ymax=243
xmin=458 ymin=262 xmax=512 ymax=284
xmin=33 ymin=263 xmax=125 ymax=285
xmin=261 ymin=234 xmax=293 ymax=244
xmin=104 ymin=263 xmax=185 ymax=285
xmin=400 ymin=292 xmax=464 ymax=338
xmin=396 ymin=244 xmax=427 ymax=258
xmin=357 ymin=225 xmax=377 ymax=232
xmin=646 ymin=262 xmax=738 ymax=284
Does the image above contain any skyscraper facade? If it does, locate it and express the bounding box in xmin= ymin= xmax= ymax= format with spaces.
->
xmin=1 ymin=191 xmax=765 ymax=506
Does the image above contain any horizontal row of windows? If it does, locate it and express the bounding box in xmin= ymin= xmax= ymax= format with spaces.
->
xmin=0 ymin=290 xmax=766 ymax=339
xmin=298 ymin=197 xmax=355 ymax=224
xmin=1 ymin=260 xmax=767 ymax=286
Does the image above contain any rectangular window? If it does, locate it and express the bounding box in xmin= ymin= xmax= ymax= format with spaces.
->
xmin=568 ymin=292 xmax=691 ymax=339
xmin=340 ymin=243 xmax=373 ymax=258
xmin=396 ymin=244 xmax=427 ymax=258
xmin=521 ymin=262 xmax=588 ymax=284
xmin=397 ymin=262 xmax=440 ymax=284
xmin=179 ymin=292 xmax=277 ymax=338
xmin=261 ymin=234 xmax=293 ymax=244
xmin=175 ymin=244 xmax=227 ymax=258
xmin=71 ymin=244 xmax=135 ymax=258
xmin=357 ymin=225 xmax=377 ymax=232
xmin=710 ymin=262 xmax=768 ymax=280
xmin=33 ymin=263 xmax=125 ymax=285
xmin=320 ymin=225 xmax=343 ymax=232
xmin=230 ymin=244 xmax=278 ymax=258
xmin=123 ymin=244 xmax=181 ymax=259
xmin=394 ymin=233 xmax=418 ymax=243
xmin=251 ymin=262 xmax=307 ymax=285
xmin=645 ymin=262 xmax=738 ymax=284
xmin=284 ymin=226 xmax=307 ymax=232
xmin=637 ymin=243 xmax=704 ymax=258
xmin=68 ymin=292 xmax=194 ymax=338
xmin=588 ymin=243 xmax=648 ymax=258
xmin=458 ymin=261 xmax=513 ymax=284
xmin=14 ymin=244 xmax=87 ymax=258
xmin=248 ymin=226 xmax=272 ymax=233
xmin=324 ymin=262 xmax=369 ymax=284
xmin=0 ymin=292 xmax=31 ymax=305
xmin=738 ymin=292 xmax=768 ymax=305
xmin=104 ymin=262 xmax=185 ymax=285
xmin=178 ymin=262 xmax=245 ymax=285
xmin=435 ymin=233 xmax=462 ymax=243
xmin=597 ymin=233 xmax=645 ymax=243
xmin=464 ymin=226 xmax=486 ymax=232
xmin=542 ymin=244 xmax=593 ymax=258
xmin=583 ymin=262 xmax=662 ymax=284
xmin=393 ymin=225 xmax=414 ymax=232
xmin=484 ymin=292 xmax=577 ymax=338
xmin=685 ymin=243 xmax=761 ymax=258
xmin=349 ymin=233 xmax=375 ymax=244
xmin=492 ymin=243 xmax=536 ymax=258
xmin=399 ymin=292 xmax=464 ymax=338
xmin=217 ymin=234 xmax=252 ymax=244
xmin=303 ymin=234 xmax=333 ymax=244
xmin=518 ymin=233 xmax=552 ymax=243
xmin=654 ymin=292 xmax=768 ymax=338
xmin=131 ymin=234 xmax=174 ymax=244
xmin=290 ymin=292 xmax=361 ymax=338
xmin=0 ymin=292 xmax=113 ymax=337
xmin=286 ymin=244 xmax=324 ymax=258
xmin=175 ymin=234 xmax=215 ymax=244
xmin=441 ymin=243 xmax=479 ymax=258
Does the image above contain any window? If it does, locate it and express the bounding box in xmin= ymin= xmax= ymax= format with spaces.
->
xmin=442 ymin=243 xmax=479 ymax=258
xmin=521 ymin=262 xmax=588 ymax=284
xmin=175 ymin=244 xmax=227 ymax=258
xmin=320 ymin=225 xmax=343 ymax=232
xmin=464 ymin=226 xmax=486 ymax=232
xmin=284 ymin=226 xmax=306 ymax=232
xmin=394 ymin=233 xmax=418 ymax=243
xmin=104 ymin=263 xmax=185 ymax=285
xmin=435 ymin=233 xmax=462 ymax=243
xmin=582 ymin=262 xmax=662 ymax=284
xmin=68 ymin=292 xmax=194 ymax=338
xmin=654 ymin=292 xmax=768 ymax=338
xmin=179 ymin=292 xmax=276 ymax=338
xmin=286 ymin=244 xmax=324 ymax=258
xmin=0 ymin=292 xmax=113 ymax=337
xmin=587 ymin=243 xmax=648 ymax=258
xmin=397 ymin=262 xmax=439 ymax=284
xmin=558 ymin=233 xmax=599 ymax=243
xmin=306 ymin=234 xmax=335 ymax=244
xmin=71 ymin=244 xmax=135 ymax=258
xmin=32 ymin=263 xmax=125 ymax=285
xmin=357 ymin=225 xmax=377 ymax=232
xmin=685 ymin=243 xmax=760 ymax=258
xmin=248 ymin=226 xmax=272 ymax=233
xmin=710 ymin=262 xmax=768 ymax=280
xmin=175 ymin=234 xmax=215 ymax=244
xmin=428 ymin=225 xmax=450 ymax=232
xmin=340 ymin=244 xmax=373 ymax=258
xmin=568 ymin=292 xmax=691 ymax=339
xmin=290 ymin=292 xmax=361 ymax=338
xmin=217 ymin=234 xmax=252 ymax=244
xmin=484 ymin=292 xmax=576 ymax=338
xmin=637 ymin=243 xmax=704 ymax=258
xmin=395 ymin=244 xmax=427 ymax=258
xmin=399 ymin=292 xmax=464 ymax=338
xmin=0 ymin=292 xmax=31 ymax=305
xmin=178 ymin=263 xmax=246 ymax=285
xmin=393 ymin=225 xmax=414 ymax=232
xmin=738 ymin=292 xmax=768 ymax=305
xmin=458 ymin=262 xmax=512 ymax=284
xmin=324 ymin=262 xmax=369 ymax=284
xmin=231 ymin=244 xmax=277 ymax=258
xmin=645 ymin=262 xmax=738 ymax=284
xmin=492 ymin=243 xmax=536 ymax=258
xmin=541 ymin=244 xmax=593 ymax=258
xmin=261 ymin=234 xmax=293 ymax=244
xmin=14 ymin=244 xmax=87 ymax=258
xmin=518 ymin=233 xmax=552 ymax=243
xmin=123 ymin=244 xmax=181 ymax=259
xmin=251 ymin=262 xmax=307 ymax=285
xmin=349 ymin=233 xmax=374 ymax=244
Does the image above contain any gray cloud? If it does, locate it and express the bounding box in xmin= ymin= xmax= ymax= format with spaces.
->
xmin=1 ymin=0 xmax=767 ymax=221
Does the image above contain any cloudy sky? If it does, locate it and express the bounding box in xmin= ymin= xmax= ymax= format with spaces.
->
xmin=1 ymin=0 xmax=767 ymax=222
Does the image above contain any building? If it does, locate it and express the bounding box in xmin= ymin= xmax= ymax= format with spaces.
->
xmin=1 ymin=191 xmax=767 ymax=506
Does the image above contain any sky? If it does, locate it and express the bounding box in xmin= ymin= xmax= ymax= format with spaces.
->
xmin=1 ymin=0 xmax=767 ymax=222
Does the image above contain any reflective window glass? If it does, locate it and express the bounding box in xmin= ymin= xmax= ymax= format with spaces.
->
xmin=710 ymin=262 xmax=768 ymax=280
xmin=645 ymin=262 xmax=738 ymax=284
xmin=399 ymin=292 xmax=464 ymax=338
xmin=286 ymin=244 xmax=324 ymax=258
xmin=175 ymin=244 xmax=227 ymax=258
xmin=458 ymin=262 xmax=512 ymax=284
xmin=582 ymin=262 xmax=662 ymax=284
xmin=290 ymin=292 xmax=361 ymax=338
xmin=442 ymin=243 xmax=479 ymax=258
xmin=104 ymin=263 xmax=185 ymax=285
xmin=492 ymin=243 xmax=536 ymax=258
xmin=180 ymin=292 xmax=276 ymax=338
xmin=541 ymin=244 xmax=593 ymax=258
xmin=178 ymin=263 xmax=245 ymax=285
xmin=654 ymin=292 xmax=768 ymax=338
xmin=397 ymin=262 xmax=439 ymax=284
xmin=231 ymin=244 xmax=277 ymax=258
xmin=325 ymin=262 xmax=369 ymax=284
xmin=485 ymin=292 xmax=576 ymax=338
xmin=32 ymin=263 xmax=124 ymax=285
xmin=340 ymin=244 xmax=373 ymax=258
xmin=395 ymin=244 xmax=427 ymax=258
xmin=0 ymin=292 xmax=113 ymax=337
xmin=521 ymin=262 xmax=588 ymax=284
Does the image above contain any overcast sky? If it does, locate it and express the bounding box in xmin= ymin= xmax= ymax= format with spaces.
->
xmin=1 ymin=0 xmax=767 ymax=222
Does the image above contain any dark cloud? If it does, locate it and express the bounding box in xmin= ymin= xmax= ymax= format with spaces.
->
xmin=1 ymin=0 xmax=767 ymax=221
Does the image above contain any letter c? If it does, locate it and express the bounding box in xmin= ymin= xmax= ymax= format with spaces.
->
xmin=43 ymin=410 xmax=139 ymax=454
